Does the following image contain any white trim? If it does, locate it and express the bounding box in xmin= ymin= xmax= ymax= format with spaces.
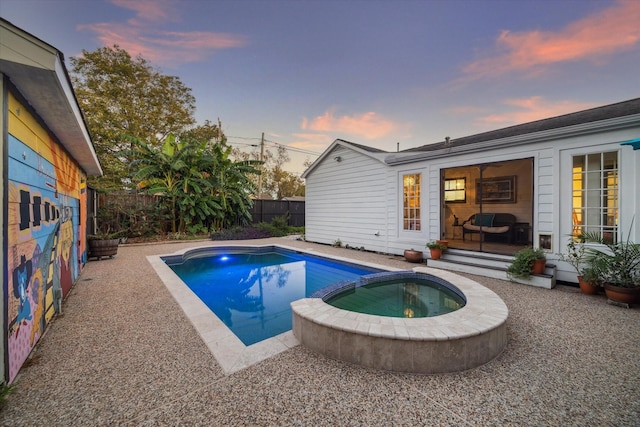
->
xmin=302 ymin=139 xmax=386 ymax=178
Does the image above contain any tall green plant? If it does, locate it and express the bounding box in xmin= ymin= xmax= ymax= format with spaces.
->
xmin=581 ymin=222 xmax=640 ymax=287
xmin=209 ymin=142 xmax=261 ymax=230
xmin=128 ymin=134 xmax=261 ymax=234
xmin=129 ymin=135 xmax=220 ymax=233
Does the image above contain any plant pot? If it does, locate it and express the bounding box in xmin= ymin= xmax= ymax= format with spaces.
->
xmin=88 ymin=238 xmax=119 ymax=260
xmin=436 ymin=240 xmax=449 ymax=248
xmin=603 ymin=283 xmax=640 ymax=304
xmin=429 ymin=248 xmax=442 ymax=260
xmin=532 ymin=258 xmax=546 ymax=275
xmin=403 ymin=249 xmax=423 ymax=263
xmin=577 ymin=276 xmax=600 ymax=295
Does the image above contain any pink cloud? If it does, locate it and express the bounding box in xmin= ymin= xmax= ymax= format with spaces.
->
xmin=474 ymin=97 xmax=598 ymax=126
xmin=111 ymin=0 xmax=178 ymax=23
xmin=463 ymin=0 xmax=640 ymax=79
xmin=78 ymin=1 xmax=247 ymax=66
xmin=290 ymin=133 xmax=335 ymax=151
xmin=301 ymin=110 xmax=401 ymax=140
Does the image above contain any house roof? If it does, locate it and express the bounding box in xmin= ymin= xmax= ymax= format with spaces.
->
xmin=0 ymin=18 xmax=102 ymax=176
xmin=301 ymin=138 xmax=388 ymax=178
xmin=337 ymin=139 xmax=388 ymax=153
xmin=303 ymin=98 xmax=640 ymax=177
xmin=402 ymin=97 xmax=640 ymax=154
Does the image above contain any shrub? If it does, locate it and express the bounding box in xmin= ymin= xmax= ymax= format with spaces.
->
xmin=255 ymin=215 xmax=291 ymax=237
xmin=211 ymin=226 xmax=272 ymax=241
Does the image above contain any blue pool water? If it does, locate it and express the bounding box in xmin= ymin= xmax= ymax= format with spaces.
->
xmin=163 ymin=247 xmax=383 ymax=345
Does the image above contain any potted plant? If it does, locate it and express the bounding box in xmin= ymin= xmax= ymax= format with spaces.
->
xmin=436 ymin=239 xmax=449 ymax=248
xmin=558 ymin=238 xmax=601 ymax=294
xmin=88 ymin=201 xmax=124 ymax=260
xmin=507 ymin=247 xmax=546 ymax=280
xmin=581 ymin=226 xmax=640 ymax=304
xmin=579 ymin=266 xmax=604 ymax=294
xmin=426 ymin=241 xmax=447 ymax=260
xmin=403 ymin=248 xmax=424 ymax=263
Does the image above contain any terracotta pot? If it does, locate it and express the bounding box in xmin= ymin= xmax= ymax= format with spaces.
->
xmin=577 ymin=276 xmax=600 ymax=295
xmin=604 ymin=283 xmax=640 ymax=304
xmin=88 ymin=238 xmax=119 ymax=260
xmin=532 ymin=258 xmax=546 ymax=275
xmin=429 ymin=248 xmax=442 ymax=260
xmin=436 ymin=240 xmax=449 ymax=248
xmin=403 ymin=250 xmax=424 ymax=263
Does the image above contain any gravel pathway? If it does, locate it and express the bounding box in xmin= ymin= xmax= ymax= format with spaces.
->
xmin=1 ymin=238 xmax=638 ymax=426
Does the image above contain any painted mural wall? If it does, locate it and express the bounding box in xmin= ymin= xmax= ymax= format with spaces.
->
xmin=6 ymin=92 xmax=87 ymax=383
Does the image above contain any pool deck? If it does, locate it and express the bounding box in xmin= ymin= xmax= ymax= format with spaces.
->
xmin=2 ymin=237 xmax=639 ymax=426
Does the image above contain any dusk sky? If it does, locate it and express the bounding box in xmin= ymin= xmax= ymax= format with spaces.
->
xmin=2 ymin=0 xmax=639 ymax=174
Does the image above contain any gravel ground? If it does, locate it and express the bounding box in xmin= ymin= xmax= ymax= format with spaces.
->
xmin=1 ymin=238 xmax=639 ymax=426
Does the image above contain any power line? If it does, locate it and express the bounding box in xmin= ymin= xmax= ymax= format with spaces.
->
xmin=225 ymin=135 xmax=262 ymax=141
xmin=264 ymin=139 xmax=321 ymax=156
xmin=227 ymin=135 xmax=321 ymax=157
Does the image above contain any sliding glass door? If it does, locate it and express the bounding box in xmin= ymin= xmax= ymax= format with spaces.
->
xmin=442 ymin=158 xmax=534 ymax=255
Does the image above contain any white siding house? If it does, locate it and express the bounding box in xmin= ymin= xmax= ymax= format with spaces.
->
xmin=305 ymin=141 xmax=389 ymax=252
xmin=302 ymin=98 xmax=640 ymax=284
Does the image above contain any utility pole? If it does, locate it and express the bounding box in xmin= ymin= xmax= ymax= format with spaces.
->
xmin=257 ymin=132 xmax=265 ymax=198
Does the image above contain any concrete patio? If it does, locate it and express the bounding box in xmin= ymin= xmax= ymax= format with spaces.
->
xmin=1 ymin=238 xmax=638 ymax=426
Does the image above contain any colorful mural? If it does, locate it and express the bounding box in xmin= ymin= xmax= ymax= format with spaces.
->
xmin=6 ymin=93 xmax=87 ymax=383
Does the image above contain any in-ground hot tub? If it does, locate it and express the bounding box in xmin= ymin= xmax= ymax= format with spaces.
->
xmin=291 ymin=269 xmax=508 ymax=374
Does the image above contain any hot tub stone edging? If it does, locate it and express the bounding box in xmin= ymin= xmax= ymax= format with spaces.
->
xmin=310 ymin=271 xmax=466 ymax=303
xmin=291 ymin=268 xmax=508 ymax=374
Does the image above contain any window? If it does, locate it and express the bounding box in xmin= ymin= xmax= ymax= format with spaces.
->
xmin=444 ymin=178 xmax=466 ymax=202
xmin=572 ymin=151 xmax=618 ymax=242
xmin=403 ymin=174 xmax=421 ymax=231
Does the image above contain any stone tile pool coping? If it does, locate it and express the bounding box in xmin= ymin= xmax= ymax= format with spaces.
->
xmin=292 ymin=267 xmax=509 ymax=373
xmin=299 ymin=268 xmax=508 ymax=341
xmin=147 ymin=243 xmax=403 ymax=374
xmin=148 ymin=244 xmax=508 ymax=374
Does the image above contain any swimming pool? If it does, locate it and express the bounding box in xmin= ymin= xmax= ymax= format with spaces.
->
xmin=162 ymin=246 xmax=383 ymax=345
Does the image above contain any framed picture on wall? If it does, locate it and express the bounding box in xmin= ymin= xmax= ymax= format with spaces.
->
xmin=476 ymin=176 xmax=516 ymax=203
xmin=538 ymin=233 xmax=553 ymax=252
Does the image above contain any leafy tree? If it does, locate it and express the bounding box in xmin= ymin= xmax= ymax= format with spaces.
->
xmin=129 ymin=134 xmax=260 ymax=233
xmin=128 ymin=135 xmax=218 ymax=233
xmin=70 ymin=45 xmax=196 ymax=191
xmin=209 ymin=143 xmax=261 ymax=230
xmin=271 ymin=167 xmax=305 ymax=199
xmin=180 ymin=119 xmax=226 ymax=146
xmin=231 ymin=144 xmax=306 ymax=199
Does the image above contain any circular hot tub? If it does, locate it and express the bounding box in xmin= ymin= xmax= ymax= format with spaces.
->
xmin=326 ymin=275 xmax=466 ymax=318
xmin=291 ymin=269 xmax=508 ymax=374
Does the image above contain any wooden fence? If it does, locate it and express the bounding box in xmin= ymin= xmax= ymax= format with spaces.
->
xmin=87 ymin=188 xmax=305 ymax=237
xmin=248 ymin=199 xmax=305 ymax=227
xmin=87 ymin=188 xmax=164 ymax=236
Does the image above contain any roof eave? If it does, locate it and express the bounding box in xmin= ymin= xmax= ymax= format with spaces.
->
xmin=301 ymin=139 xmax=387 ymax=178
xmin=0 ymin=19 xmax=103 ymax=176
xmin=385 ymin=114 xmax=640 ymax=165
